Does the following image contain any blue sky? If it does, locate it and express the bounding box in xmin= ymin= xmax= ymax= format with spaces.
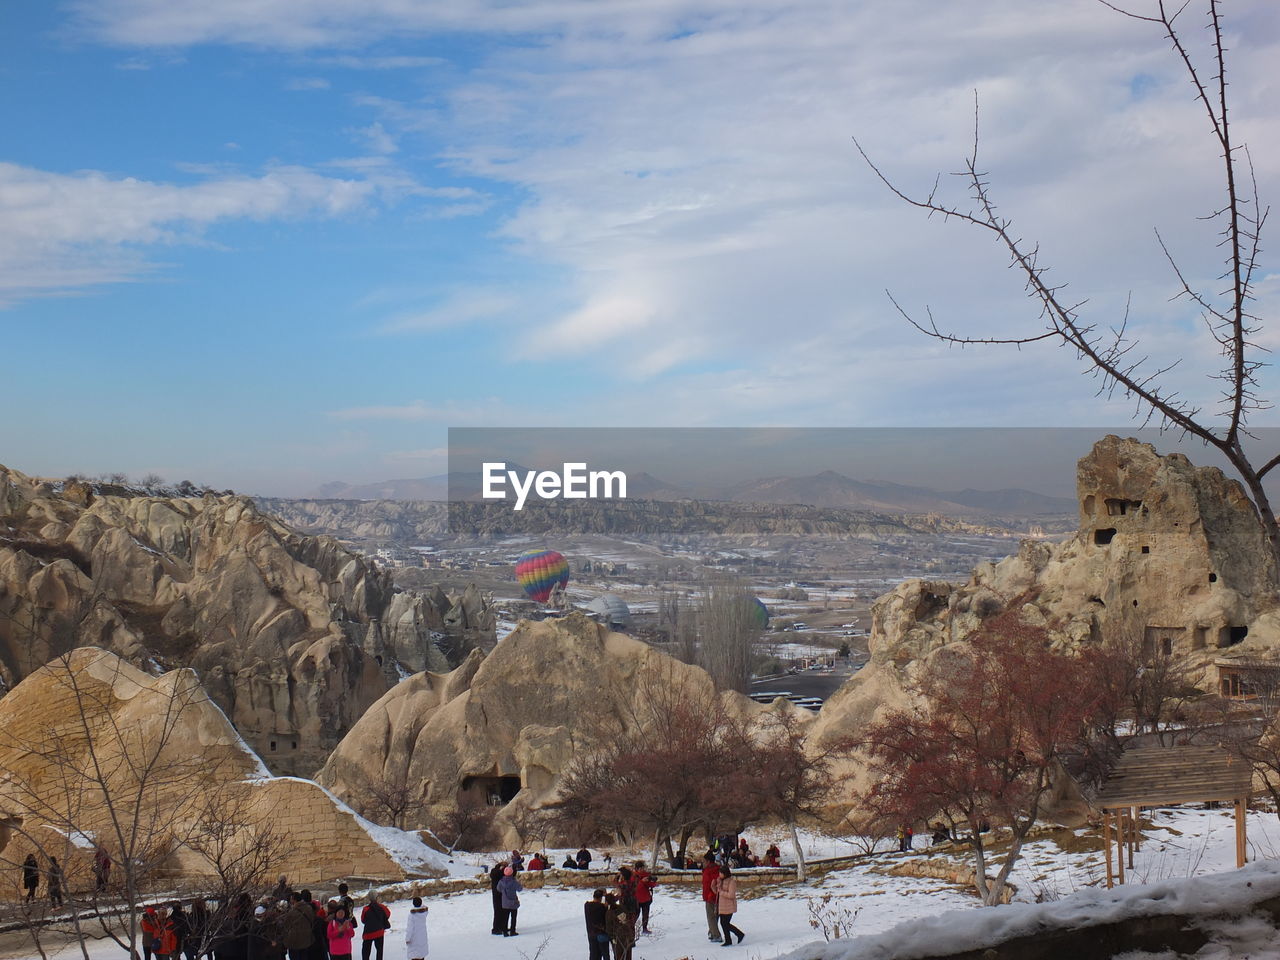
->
xmin=1 ymin=0 xmax=1277 ymax=494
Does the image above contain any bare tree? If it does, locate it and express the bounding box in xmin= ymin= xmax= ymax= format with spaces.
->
xmin=0 ymin=652 xmax=232 ymax=959
xmin=857 ymin=0 xmax=1280 ymax=571
xmin=748 ymin=710 xmax=840 ymax=879
xmin=696 ymin=576 xmax=763 ymax=692
xmin=356 ymin=768 xmax=418 ymax=830
xmin=425 ymin=796 xmax=499 ymax=855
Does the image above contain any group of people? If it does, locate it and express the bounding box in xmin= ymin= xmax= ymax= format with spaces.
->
xmin=20 ymin=846 xmax=113 ymax=908
xmin=700 ymin=852 xmax=746 ymax=948
xmin=11 ymin=858 xmax=431 ymax=960
xmin=581 ymin=861 xmax=659 ymax=960
xmin=711 ymin=837 xmax=781 ymax=870
xmin=20 ymin=853 xmax=64 ymax=907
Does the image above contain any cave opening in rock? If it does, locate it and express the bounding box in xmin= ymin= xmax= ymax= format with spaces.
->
xmin=1219 ymin=625 xmax=1249 ymax=648
xmin=1094 ymin=528 xmax=1117 ymax=545
xmin=461 ymin=775 xmax=522 ymax=806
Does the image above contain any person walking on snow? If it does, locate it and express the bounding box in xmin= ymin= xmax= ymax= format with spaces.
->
xmin=405 ymin=897 xmax=429 ymax=960
xmin=47 ymin=857 xmax=64 ymax=908
xmin=711 ymin=864 xmax=744 ymax=947
xmin=700 ymin=852 xmax=722 ymax=942
xmin=21 ymin=854 xmax=38 ymax=903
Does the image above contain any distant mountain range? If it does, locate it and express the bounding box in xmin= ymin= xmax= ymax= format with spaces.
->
xmin=310 ymin=468 xmax=1074 ymax=518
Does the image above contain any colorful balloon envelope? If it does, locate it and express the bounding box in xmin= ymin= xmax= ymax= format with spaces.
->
xmin=515 ymin=549 xmax=570 ymax=603
xmin=752 ymin=597 xmax=770 ymax=627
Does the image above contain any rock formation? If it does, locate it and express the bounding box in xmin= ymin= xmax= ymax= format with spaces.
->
xmin=0 ymin=464 xmax=493 ymax=774
xmin=810 ymin=436 xmax=1280 ymax=784
xmin=318 ymin=613 xmax=779 ymax=843
xmin=0 ymin=649 xmax=444 ymax=894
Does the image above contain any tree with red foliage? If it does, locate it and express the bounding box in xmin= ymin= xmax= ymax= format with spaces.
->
xmin=857 ymin=612 xmax=1097 ymax=905
xmin=550 ymin=667 xmax=755 ymax=869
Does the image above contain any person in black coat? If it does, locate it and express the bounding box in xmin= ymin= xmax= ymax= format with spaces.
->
xmin=584 ymin=888 xmax=609 ymax=960
xmin=22 ymin=854 xmax=39 ymax=903
xmin=488 ymin=862 xmax=506 ymax=935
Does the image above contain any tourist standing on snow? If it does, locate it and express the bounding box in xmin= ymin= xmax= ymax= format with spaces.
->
xmin=489 ymin=861 xmax=506 ymax=934
xmin=280 ymin=893 xmax=314 ymax=960
xmin=576 ymin=847 xmax=592 ymax=870
xmin=47 ymin=856 xmax=64 ymax=907
xmin=585 ymin=888 xmax=609 ymax=960
xmin=21 ymin=854 xmax=38 ymax=902
xmin=359 ymin=895 xmax=391 ymax=960
xmin=335 ymin=883 xmax=359 ymax=938
xmin=700 ymin=852 xmax=722 ymax=942
xmin=711 ymin=864 xmax=744 ymax=946
xmin=605 ymin=893 xmax=634 ymax=960
xmin=326 ymin=905 xmax=355 ymax=960
xmin=93 ymin=845 xmax=112 ymax=892
xmin=615 ymin=864 xmax=638 ymax=928
xmin=405 ymin=897 xmax=429 ymax=960
xmin=497 ymin=866 xmax=522 ymax=936
xmin=633 ymin=861 xmax=658 ymax=934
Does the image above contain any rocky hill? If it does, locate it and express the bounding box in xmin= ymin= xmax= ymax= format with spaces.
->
xmin=318 ymin=613 xmax=786 ymax=845
xmin=0 ymin=464 xmax=494 ymax=775
xmin=0 ymin=648 xmax=443 ymax=889
xmin=809 ymin=435 xmax=1280 ymax=788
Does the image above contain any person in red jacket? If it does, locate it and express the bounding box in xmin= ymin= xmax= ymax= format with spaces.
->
xmin=633 ymin=861 xmax=658 ymax=934
xmin=700 ymin=851 xmax=722 ymax=943
xmin=359 ymin=895 xmax=391 ymax=960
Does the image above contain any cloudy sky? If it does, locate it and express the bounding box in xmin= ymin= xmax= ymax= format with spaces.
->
xmin=2 ymin=0 xmax=1277 ymax=495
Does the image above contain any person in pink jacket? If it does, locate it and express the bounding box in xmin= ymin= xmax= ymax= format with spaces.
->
xmin=327 ymin=904 xmax=356 ymax=959
xmin=711 ymin=864 xmax=744 ymax=946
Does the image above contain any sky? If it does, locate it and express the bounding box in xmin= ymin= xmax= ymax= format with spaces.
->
xmin=1 ymin=0 xmax=1278 ymax=496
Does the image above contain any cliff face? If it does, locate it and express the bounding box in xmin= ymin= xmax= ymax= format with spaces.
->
xmin=318 ymin=613 xmax=781 ymax=844
xmin=810 ymin=436 xmax=1280 ymax=783
xmin=0 ymin=465 xmax=492 ymax=775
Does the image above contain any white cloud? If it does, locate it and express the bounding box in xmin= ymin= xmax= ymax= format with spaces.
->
xmin=0 ymin=163 xmax=373 ymax=303
xmin=285 ymin=75 xmax=330 ymax=90
xmin=353 ymin=121 xmax=397 ymax=155
xmin=379 ymin=291 xmax=515 ymax=333
xmin=316 ymin=54 xmax=444 ymax=70
xmin=65 ymin=0 xmax=1280 ymax=428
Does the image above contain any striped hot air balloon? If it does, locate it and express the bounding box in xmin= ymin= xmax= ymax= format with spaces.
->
xmin=515 ymin=549 xmax=570 ymax=603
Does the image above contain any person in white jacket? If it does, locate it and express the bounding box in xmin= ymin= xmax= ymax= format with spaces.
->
xmin=405 ymin=897 xmax=429 ymax=959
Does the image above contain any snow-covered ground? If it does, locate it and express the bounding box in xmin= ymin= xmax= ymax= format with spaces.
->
xmin=42 ymin=809 xmax=1280 ymax=960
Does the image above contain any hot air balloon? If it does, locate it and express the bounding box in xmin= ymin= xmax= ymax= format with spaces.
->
xmin=515 ymin=549 xmax=570 ymax=603
xmin=585 ymin=593 xmax=632 ymax=628
xmin=751 ymin=597 xmax=770 ymax=628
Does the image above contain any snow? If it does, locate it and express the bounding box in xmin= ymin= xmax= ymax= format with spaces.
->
xmin=42 ymin=825 xmax=96 ymax=850
xmin=782 ymin=859 xmax=1280 ymax=960
xmin=45 ymin=808 xmax=1280 ymax=960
